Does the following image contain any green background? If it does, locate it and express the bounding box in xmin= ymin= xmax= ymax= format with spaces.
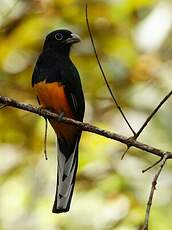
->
xmin=0 ymin=0 xmax=172 ymax=229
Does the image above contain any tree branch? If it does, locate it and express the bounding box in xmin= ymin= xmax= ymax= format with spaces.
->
xmin=84 ymin=4 xmax=172 ymax=228
xmin=141 ymin=153 xmax=168 ymax=230
xmin=1 ymin=95 xmax=172 ymax=159
xmin=134 ymin=90 xmax=172 ymax=139
xmin=85 ymin=3 xmax=136 ymax=136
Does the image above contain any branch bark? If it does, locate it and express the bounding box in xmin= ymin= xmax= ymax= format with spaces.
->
xmin=1 ymin=95 xmax=172 ymax=159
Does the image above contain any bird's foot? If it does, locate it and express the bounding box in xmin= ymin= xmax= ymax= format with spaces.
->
xmin=58 ymin=112 xmax=64 ymax=122
xmin=37 ymin=104 xmax=46 ymax=114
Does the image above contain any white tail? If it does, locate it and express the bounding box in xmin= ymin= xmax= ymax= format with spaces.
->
xmin=52 ymin=138 xmax=79 ymax=213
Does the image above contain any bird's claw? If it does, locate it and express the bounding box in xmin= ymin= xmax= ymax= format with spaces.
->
xmin=58 ymin=112 xmax=64 ymax=122
xmin=38 ymin=104 xmax=45 ymax=112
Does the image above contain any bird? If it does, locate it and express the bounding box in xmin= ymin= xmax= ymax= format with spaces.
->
xmin=32 ymin=29 xmax=85 ymax=213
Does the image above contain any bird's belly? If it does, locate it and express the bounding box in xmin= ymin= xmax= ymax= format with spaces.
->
xmin=34 ymin=81 xmax=73 ymax=116
xmin=34 ymin=81 xmax=77 ymax=139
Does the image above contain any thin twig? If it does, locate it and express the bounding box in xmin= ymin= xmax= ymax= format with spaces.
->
xmin=1 ymin=95 xmax=172 ymax=159
xmin=85 ymin=3 xmax=135 ymax=136
xmin=121 ymin=146 xmax=130 ymax=160
xmin=44 ymin=118 xmax=48 ymax=160
xmin=135 ymin=90 xmax=172 ymax=139
xmin=141 ymin=153 xmax=168 ymax=230
xmin=142 ymin=157 xmax=162 ymax=173
xmin=121 ymin=136 xmax=135 ymax=159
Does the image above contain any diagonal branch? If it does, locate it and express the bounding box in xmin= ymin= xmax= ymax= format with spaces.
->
xmin=85 ymin=3 xmax=172 ymax=144
xmin=85 ymin=3 xmax=136 ymax=136
xmin=141 ymin=153 xmax=168 ymax=230
xmin=134 ymin=90 xmax=172 ymax=139
xmin=142 ymin=157 xmax=163 ymax=173
xmin=1 ymin=95 xmax=172 ymax=159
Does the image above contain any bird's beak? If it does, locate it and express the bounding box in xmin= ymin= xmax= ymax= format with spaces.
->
xmin=65 ymin=33 xmax=81 ymax=45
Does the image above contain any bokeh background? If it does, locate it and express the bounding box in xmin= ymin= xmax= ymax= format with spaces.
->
xmin=0 ymin=0 xmax=172 ymax=229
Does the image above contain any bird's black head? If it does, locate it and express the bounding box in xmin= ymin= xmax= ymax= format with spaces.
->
xmin=43 ymin=29 xmax=80 ymax=54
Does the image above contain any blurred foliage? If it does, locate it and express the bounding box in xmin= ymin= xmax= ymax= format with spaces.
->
xmin=1 ymin=0 xmax=172 ymax=229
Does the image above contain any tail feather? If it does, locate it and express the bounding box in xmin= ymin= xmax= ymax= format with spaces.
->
xmin=64 ymin=142 xmax=78 ymax=176
xmin=52 ymin=136 xmax=79 ymax=213
xmin=58 ymin=157 xmax=77 ymax=195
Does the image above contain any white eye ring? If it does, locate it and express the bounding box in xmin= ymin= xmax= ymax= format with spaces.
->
xmin=55 ymin=33 xmax=63 ymax=40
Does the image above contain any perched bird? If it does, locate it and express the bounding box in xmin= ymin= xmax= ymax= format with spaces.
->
xmin=32 ymin=29 xmax=85 ymax=213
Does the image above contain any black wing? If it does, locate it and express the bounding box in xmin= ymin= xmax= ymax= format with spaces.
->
xmin=61 ymin=62 xmax=85 ymax=122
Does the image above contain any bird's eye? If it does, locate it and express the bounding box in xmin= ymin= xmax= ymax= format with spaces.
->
xmin=55 ymin=33 xmax=63 ymax=40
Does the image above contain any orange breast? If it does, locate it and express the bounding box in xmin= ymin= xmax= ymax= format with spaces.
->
xmin=34 ymin=81 xmax=77 ymax=140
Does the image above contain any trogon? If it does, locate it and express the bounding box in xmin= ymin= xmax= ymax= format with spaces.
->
xmin=32 ymin=29 xmax=85 ymax=213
